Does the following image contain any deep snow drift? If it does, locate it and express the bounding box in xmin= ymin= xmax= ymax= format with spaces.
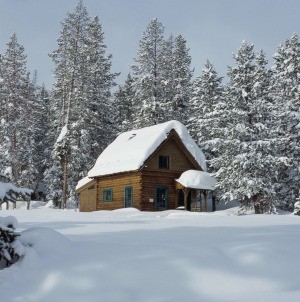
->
xmin=0 ymin=203 xmax=300 ymax=302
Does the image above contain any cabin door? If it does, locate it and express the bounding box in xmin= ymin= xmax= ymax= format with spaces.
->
xmin=155 ymin=186 xmax=168 ymax=209
xmin=124 ymin=186 xmax=133 ymax=208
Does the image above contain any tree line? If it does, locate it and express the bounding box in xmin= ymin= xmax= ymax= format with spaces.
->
xmin=0 ymin=1 xmax=299 ymax=213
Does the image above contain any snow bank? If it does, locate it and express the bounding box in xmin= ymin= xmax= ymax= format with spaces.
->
xmin=88 ymin=120 xmax=207 ymax=177
xmin=20 ymin=227 xmax=71 ymax=257
xmin=1 ymin=207 xmax=300 ymax=302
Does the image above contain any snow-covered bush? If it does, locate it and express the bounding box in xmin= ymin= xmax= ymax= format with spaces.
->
xmin=0 ymin=182 xmax=32 ymax=209
xmin=293 ymin=198 xmax=300 ymax=216
xmin=0 ymin=216 xmax=25 ymax=269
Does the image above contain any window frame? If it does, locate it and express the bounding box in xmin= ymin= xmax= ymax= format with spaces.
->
xmin=159 ymin=155 xmax=170 ymax=169
xmin=102 ymin=188 xmax=113 ymax=202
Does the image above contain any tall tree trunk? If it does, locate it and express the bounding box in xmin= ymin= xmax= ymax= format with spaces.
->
xmin=62 ymin=153 xmax=68 ymax=209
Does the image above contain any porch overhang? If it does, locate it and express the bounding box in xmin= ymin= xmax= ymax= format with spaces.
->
xmin=175 ymin=170 xmax=216 ymax=190
xmin=175 ymin=170 xmax=216 ymax=211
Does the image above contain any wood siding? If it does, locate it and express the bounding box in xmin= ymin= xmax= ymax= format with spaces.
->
xmin=144 ymin=136 xmax=199 ymax=172
xmin=78 ymin=182 xmax=97 ymax=212
xmin=140 ymin=170 xmax=181 ymax=211
xmin=96 ymin=172 xmax=142 ymax=210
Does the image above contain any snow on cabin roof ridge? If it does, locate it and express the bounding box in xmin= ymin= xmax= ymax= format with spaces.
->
xmin=88 ymin=120 xmax=207 ymax=178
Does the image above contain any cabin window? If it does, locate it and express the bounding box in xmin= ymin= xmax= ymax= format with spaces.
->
xmin=155 ymin=186 xmax=168 ymax=209
xmin=102 ymin=189 xmax=113 ymax=202
xmin=159 ymin=155 xmax=169 ymax=169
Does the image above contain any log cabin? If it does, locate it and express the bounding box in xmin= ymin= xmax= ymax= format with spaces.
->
xmin=76 ymin=120 xmax=216 ymax=212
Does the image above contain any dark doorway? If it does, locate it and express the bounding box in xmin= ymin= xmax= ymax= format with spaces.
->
xmin=177 ymin=190 xmax=191 ymax=210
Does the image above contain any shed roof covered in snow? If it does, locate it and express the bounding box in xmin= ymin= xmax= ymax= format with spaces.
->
xmin=176 ymin=170 xmax=216 ymax=190
xmin=88 ymin=120 xmax=207 ymax=178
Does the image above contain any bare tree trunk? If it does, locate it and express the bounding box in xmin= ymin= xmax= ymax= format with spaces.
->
xmin=62 ymin=153 xmax=68 ymax=209
xmin=61 ymin=89 xmax=72 ymax=210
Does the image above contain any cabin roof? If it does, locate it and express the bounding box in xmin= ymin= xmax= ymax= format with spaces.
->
xmin=88 ymin=120 xmax=207 ymax=178
xmin=75 ymin=176 xmax=95 ymax=192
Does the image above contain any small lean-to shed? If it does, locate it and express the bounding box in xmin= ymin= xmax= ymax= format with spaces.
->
xmin=75 ymin=177 xmax=97 ymax=212
xmin=76 ymin=120 xmax=215 ymax=212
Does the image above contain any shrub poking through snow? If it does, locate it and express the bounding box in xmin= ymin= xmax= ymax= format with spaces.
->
xmin=0 ymin=216 xmax=25 ymax=269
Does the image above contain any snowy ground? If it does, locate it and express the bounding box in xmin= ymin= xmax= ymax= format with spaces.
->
xmin=1 ymin=202 xmax=300 ymax=302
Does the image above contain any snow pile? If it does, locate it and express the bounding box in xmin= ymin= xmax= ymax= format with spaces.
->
xmin=0 ymin=216 xmax=18 ymax=229
xmin=176 ymin=170 xmax=216 ymax=190
xmin=88 ymin=120 xmax=207 ymax=177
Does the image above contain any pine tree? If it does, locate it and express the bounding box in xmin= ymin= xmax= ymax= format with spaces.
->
xmin=171 ymin=35 xmax=193 ymax=123
xmin=0 ymin=33 xmax=37 ymax=188
xmin=131 ymin=18 xmax=166 ymax=127
xmin=45 ymin=1 xmax=118 ymax=207
xmin=131 ymin=20 xmax=193 ymax=128
xmin=32 ymin=84 xmax=51 ymax=193
xmin=188 ymin=60 xmax=224 ymax=164
xmin=210 ymin=42 xmax=283 ymax=213
xmin=271 ymin=34 xmax=300 ymax=209
xmin=114 ymin=74 xmax=135 ymax=133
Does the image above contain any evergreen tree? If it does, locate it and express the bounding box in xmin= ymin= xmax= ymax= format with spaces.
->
xmin=131 ymin=20 xmax=193 ymax=128
xmin=271 ymin=34 xmax=300 ymax=209
xmin=131 ymin=18 xmax=166 ymax=127
xmin=188 ymin=60 xmax=224 ymax=164
xmin=210 ymin=42 xmax=283 ymax=213
xmin=33 ymin=84 xmax=51 ymax=193
xmin=0 ymin=33 xmax=38 ymax=188
xmin=171 ymin=34 xmax=193 ymax=123
xmin=45 ymin=1 xmax=118 ymax=207
xmin=114 ymin=74 xmax=135 ymax=133
xmin=0 ymin=216 xmax=25 ymax=269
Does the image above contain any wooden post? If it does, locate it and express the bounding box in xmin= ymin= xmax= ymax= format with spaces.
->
xmin=203 ymin=190 xmax=207 ymax=212
xmin=183 ymin=188 xmax=190 ymax=210
xmin=212 ymin=194 xmax=216 ymax=212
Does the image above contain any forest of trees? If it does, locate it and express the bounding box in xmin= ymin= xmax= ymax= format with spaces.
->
xmin=0 ymin=1 xmax=299 ymax=213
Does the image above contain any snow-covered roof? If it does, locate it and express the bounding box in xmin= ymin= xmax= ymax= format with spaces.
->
xmin=88 ymin=120 xmax=207 ymax=177
xmin=75 ymin=176 xmax=94 ymax=191
xmin=176 ymin=170 xmax=216 ymax=190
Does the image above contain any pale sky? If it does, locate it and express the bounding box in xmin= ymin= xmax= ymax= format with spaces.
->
xmin=1 ymin=0 xmax=300 ymax=88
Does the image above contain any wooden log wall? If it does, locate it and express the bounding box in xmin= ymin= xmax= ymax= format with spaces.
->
xmin=96 ymin=172 xmax=142 ymax=210
xmin=145 ymin=136 xmax=199 ymax=172
xmin=78 ymin=181 xmax=97 ymax=212
xmin=140 ymin=171 xmax=181 ymax=211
